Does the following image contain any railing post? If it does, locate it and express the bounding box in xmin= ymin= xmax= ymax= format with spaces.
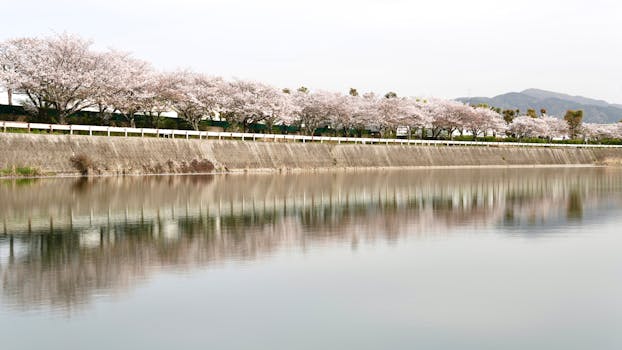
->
xmin=107 ymin=127 xmax=110 ymax=136
xmin=27 ymin=123 xmax=31 ymax=133
xmin=89 ymin=126 xmax=92 ymax=136
xmin=141 ymin=129 xmax=144 ymax=137
xmin=69 ymin=125 xmax=73 ymax=135
xmin=2 ymin=121 xmax=5 ymax=133
xmin=124 ymin=128 xmax=128 ymax=137
xmin=186 ymin=131 xmax=189 ymax=140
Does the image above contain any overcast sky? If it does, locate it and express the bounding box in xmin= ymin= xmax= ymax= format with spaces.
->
xmin=2 ymin=0 xmax=622 ymax=103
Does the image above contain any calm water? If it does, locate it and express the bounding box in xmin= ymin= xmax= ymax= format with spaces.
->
xmin=1 ymin=168 xmax=621 ymax=349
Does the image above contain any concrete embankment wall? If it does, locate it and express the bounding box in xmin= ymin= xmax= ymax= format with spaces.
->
xmin=1 ymin=133 xmax=622 ymax=176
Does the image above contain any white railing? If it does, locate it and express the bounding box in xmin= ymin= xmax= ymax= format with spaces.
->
xmin=1 ymin=120 xmax=621 ymax=148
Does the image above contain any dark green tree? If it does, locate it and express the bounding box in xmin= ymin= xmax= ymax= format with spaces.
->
xmin=527 ymin=109 xmax=537 ymax=118
xmin=564 ymin=110 xmax=584 ymax=139
xmin=502 ymin=109 xmax=516 ymax=124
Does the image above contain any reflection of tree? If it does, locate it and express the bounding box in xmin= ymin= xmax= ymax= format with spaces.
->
xmin=1 ymin=168 xmax=622 ymax=312
xmin=566 ymin=191 xmax=583 ymax=221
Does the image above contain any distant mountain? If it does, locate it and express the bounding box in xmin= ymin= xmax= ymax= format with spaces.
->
xmin=457 ymin=89 xmax=622 ymax=123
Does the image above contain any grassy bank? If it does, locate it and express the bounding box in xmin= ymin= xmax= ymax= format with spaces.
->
xmin=0 ymin=166 xmax=42 ymax=177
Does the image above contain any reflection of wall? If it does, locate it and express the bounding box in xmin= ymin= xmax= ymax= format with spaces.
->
xmin=2 ymin=133 xmax=622 ymax=175
xmin=2 ymin=168 xmax=621 ymax=236
xmin=1 ymin=168 xmax=622 ymax=312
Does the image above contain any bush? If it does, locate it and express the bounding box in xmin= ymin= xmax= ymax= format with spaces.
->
xmin=69 ymin=154 xmax=95 ymax=175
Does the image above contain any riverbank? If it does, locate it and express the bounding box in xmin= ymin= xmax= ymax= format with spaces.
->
xmin=1 ymin=133 xmax=622 ymax=177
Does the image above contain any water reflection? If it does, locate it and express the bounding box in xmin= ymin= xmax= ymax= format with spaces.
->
xmin=1 ymin=168 xmax=622 ymax=312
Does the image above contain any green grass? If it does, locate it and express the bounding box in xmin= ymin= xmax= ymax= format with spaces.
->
xmin=0 ymin=166 xmax=42 ymax=177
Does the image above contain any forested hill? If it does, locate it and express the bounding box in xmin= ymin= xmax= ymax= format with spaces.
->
xmin=457 ymin=89 xmax=622 ymax=123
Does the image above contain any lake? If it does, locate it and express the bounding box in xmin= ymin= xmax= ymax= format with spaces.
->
xmin=1 ymin=168 xmax=621 ymax=349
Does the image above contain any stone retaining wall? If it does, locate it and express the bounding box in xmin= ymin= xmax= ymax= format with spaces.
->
xmin=1 ymin=133 xmax=621 ymax=175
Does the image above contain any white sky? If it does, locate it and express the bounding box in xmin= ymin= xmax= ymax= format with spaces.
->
xmin=2 ymin=0 xmax=622 ymax=103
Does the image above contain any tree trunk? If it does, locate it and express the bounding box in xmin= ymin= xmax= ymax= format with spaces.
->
xmin=7 ymin=89 xmax=12 ymax=106
xmin=448 ymin=129 xmax=455 ymax=140
xmin=155 ymin=113 xmax=164 ymax=129
xmin=470 ymin=129 xmax=478 ymax=140
xmin=58 ymin=111 xmax=68 ymax=125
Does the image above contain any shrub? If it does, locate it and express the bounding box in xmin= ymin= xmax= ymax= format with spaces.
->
xmin=0 ymin=166 xmax=41 ymax=177
xmin=69 ymin=154 xmax=95 ymax=175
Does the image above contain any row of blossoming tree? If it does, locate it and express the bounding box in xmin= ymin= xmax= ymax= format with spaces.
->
xmin=1 ymin=33 xmax=621 ymax=141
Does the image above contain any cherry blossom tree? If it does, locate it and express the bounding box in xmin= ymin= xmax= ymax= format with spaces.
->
xmin=327 ymin=93 xmax=360 ymax=136
xmin=508 ymin=116 xmax=548 ymax=139
xmin=92 ymin=50 xmax=138 ymax=123
xmin=462 ymin=106 xmax=508 ymax=138
xmin=541 ymin=116 xmax=568 ymax=139
xmin=166 ymin=71 xmax=227 ymax=130
xmin=142 ymin=72 xmax=177 ymax=128
xmin=582 ymin=123 xmax=622 ymax=141
xmin=480 ymin=108 xmax=508 ymax=137
xmin=0 ymin=37 xmax=54 ymax=118
xmin=0 ymin=34 xmax=112 ymax=124
xmin=455 ymin=105 xmax=480 ymax=137
xmin=106 ymin=56 xmax=155 ymax=127
xmin=427 ymin=99 xmax=466 ymax=139
xmin=375 ymin=95 xmax=414 ymax=136
xmin=220 ymin=80 xmax=279 ymax=132
xmin=351 ymin=93 xmax=386 ymax=137
xmin=355 ymin=93 xmax=382 ymax=136
xmin=292 ymin=90 xmax=336 ymax=135
xmin=403 ymin=99 xmax=433 ymax=136
xmin=260 ymin=86 xmax=297 ymax=133
xmin=0 ymin=40 xmax=20 ymax=106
